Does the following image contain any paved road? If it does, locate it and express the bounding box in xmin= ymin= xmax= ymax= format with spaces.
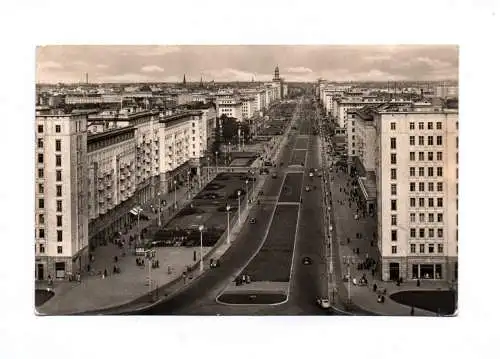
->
xmin=134 ymin=97 xmax=338 ymax=315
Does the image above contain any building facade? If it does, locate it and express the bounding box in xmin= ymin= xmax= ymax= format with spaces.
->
xmin=376 ymin=108 xmax=459 ymax=282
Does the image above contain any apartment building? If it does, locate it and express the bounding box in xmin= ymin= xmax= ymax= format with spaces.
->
xmin=241 ymin=96 xmax=256 ymax=119
xmin=375 ymin=107 xmax=459 ymax=282
xmin=35 ymin=112 xmax=89 ymax=281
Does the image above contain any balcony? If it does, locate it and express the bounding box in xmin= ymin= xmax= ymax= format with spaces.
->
xmin=106 ymin=181 xmax=112 ymax=187
xmin=120 ymin=162 xmax=126 ymax=169
xmin=98 ymin=197 xmax=105 ymax=203
xmin=106 ymin=193 xmax=113 ymax=199
xmin=120 ymin=173 xmax=126 ymax=180
xmin=97 ymin=184 xmax=105 ymax=191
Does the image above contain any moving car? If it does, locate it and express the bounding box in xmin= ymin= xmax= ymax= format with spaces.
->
xmin=272 ymin=173 xmax=277 ymax=179
xmin=302 ymin=256 xmax=312 ymax=265
xmin=249 ymin=218 xmax=257 ymax=224
xmin=305 ymin=186 xmax=311 ymax=192
xmin=316 ymin=297 xmax=331 ymax=309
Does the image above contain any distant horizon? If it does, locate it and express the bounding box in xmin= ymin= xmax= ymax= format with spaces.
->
xmin=36 ymin=45 xmax=458 ymax=84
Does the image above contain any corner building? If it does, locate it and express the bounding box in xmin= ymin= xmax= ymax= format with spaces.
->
xmin=376 ymin=107 xmax=458 ymax=282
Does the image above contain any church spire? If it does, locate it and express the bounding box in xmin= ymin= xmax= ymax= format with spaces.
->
xmin=274 ymin=65 xmax=280 ymax=81
xmin=200 ymin=75 xmax=203 ymax=88
xmin=183 ymin=74 xmax=186 ymax=86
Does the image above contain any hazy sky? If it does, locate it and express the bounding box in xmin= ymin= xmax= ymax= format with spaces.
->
xmin=36 ymin=45 xmax=458 ymax=84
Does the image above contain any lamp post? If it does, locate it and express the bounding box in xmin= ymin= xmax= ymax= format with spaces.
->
xmin=245 ymin=179 xmax=249 ymax=207
xmin=137 ymin=207 xmax=143 ymax=245
xmin=187 ymin=169 xmax=191 ymax=199
xmin=173 ymin=179 xmax=177 ymax=209
xmin=251 ymin=171 xmax=255 ymax=202
xmin=157 ymin=191 xmax=161 ymax=227
xmin=237 ymin=190 xmax=241 ymax=225
xmin=215 ymin=151 xmax=219 ymax=174
xmin=198 ymin=224 xmax=204 ymax=273
xmin=226 ymin=204 xmax=231 ymax=245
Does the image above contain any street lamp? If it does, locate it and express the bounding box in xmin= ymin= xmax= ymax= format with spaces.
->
xmin=215 ymin=151 xmax=219 ymax=174
xmin=137 ymin=207 xmax=143 ymax=245
xmin=187 ymin=169 xmax=191 ymax=199
xmin=226 ymin=204 xmax=231 ymax=245
xmin=198 ymin=224 xmax=204 ymax=273
xmin=173 ymin=179 xmax=177 ymax=209
xmin=157 ymin=191 xmax=162 ymax=227
xmin=245 ymin=179 xmax=249 ymax=207
xmin=251 ymin=171 xmax=255 ymax=202
xmin=237 ymin=190 xmax=242 ymax=225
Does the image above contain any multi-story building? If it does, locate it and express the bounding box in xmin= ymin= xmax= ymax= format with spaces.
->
xmin=35 ymin=111 xmax=89 ymax=281
xmin=241 ymin=96 xmax=256 ymax=119
xmin=375 ymin=106 xmax=459 ymax=282
xmin=217 ymin=97 xmax=242 ymax=121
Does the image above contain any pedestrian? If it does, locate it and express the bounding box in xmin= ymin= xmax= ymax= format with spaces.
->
xmin=371 ymin=268 xmax=375 ymax=277
xmin=373 ymin=283 xmax=378 ymax=292
xmin=410 ymin=307 xmax=415 ymax=316
xmin=87 ymin=264 xmax=91 ymax=272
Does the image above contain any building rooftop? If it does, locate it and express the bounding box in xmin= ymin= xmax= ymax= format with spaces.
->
xmin=87 ymin=126 xmax=135 ymax=145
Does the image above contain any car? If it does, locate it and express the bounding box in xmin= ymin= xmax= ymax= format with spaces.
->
xmin=316 ymin=297 xmax=331 ymax=309
xmin=302 ymin=256 xmax=312 ymax=265
xmin=249 ymin=218 xmax=256 ymax=224
xmin=272 ymin=173 xmax=277 ymax=179
xmin=305 ymin=186 xmax=311 ymax=192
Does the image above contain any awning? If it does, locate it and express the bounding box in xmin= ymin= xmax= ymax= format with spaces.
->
xmin=129 ymin=206 xmax=142 ymax=216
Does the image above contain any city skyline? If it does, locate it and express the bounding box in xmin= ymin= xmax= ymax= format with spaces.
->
xmin=36 ymin=45 xmax=458 ymax=84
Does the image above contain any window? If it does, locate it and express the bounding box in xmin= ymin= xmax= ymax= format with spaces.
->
xmin=55 ymin=139 xmax=61 ymax=152
xmin=428 ymin=136 xmax=434 ymax=146
xmin=38 ymin=183 xmax=44 ymax=194
xmin=391 ymin=200 xmax=397 ymax=211
xmin=428 ymin=182 xmax=434 ymax=191
xmin=390 ymin=122 xmax=396 ymax=130
xmin=418 ymin=122 xmax=424 ymax=130
xmin=38 ymin=214 xmax=44 ymax=225
xmin=390 ymin=168 xmax=397 ymax=180
xmin=429 ymin=213 xmax=435 ymax=222
xmin=57 ymin=246 xmax=63 ymax=254
xmin=438 ymin=228 xmax=443 ymax=238
xmin=418 ymin=136 xmax=425 ymax=145
xmin=428 ymin=198 xmax=434 ymax=207
xmin=410 ymin=228 xmax=416 ymax=238
xmin=391 ymin=153 xmax=397 ymax=164
xmin=39 ymin=228 xmax=45 ymax=238
xmin=419 ymin=167 xmax=425 ymax=176
xmin=38 ymin=168 xmax=44 ymax=178
xmin=418 ymin=152 xmax=424 ymax=161
xmin=456 ymin=137 xmax=459 ymax=148
xmin=56 ymin=155 xmax=61 ymax=167
xmin=419 ymin=198 xmax=425 ymax=207
xmin=57 ymin=215 xmax=62 ymax=227
xmin=428 ymin=152 xmax=433 ymax=161
xmin=37 ymin=125 xmax=43 ymax=133
xmin=428 ymin=122 xmax=433 ymax=130
xmin=56 ymin=185 xmax=62 ymax=197
xmin=436 ymin=122 xmax=442 ymax=130
xmin=437 ymin=182 xmax=443 ymax=192
xmin=410 ymin=182 xmax=415 ymax=191
xmin=410 ymin=167 xmax=415 ymax=176
xmin=419 ymin=228 xmax=425 ymax=238
xmin=437 ymin=151 xmax=442 ymax=161
xmin=410 ymin=122 xmax=415 ymax=130
xmin=456 ymin=152 xmax=459 ymax=164
xmin=57 ymin=230 xmax=63 ymax=242
xmin=428 ymin=167 xmax=434 ymax=177
xmin=410 ymin=152 xmax=415 ymax=161
xmin=437 ymin=136 xmax=443 ymax=145
xmin=419 ymin=244 xmax=425 ymax=253
xmin=437 ymin=198 xmax=443 ymax=207
xmin=437 ymin=167 xmax=443 ymax=176
xmin=38 ymin=153 xmax=44 ymax=164
xmin=438 ymin=244 xmax=443 ymax=253
xmin=391 ymin=246 xmax=397 ymax=254
xmin=37 ymin=138 xmax=43 ymax=148
xmin=428 ymin=244 xmax=435 ymax=253
xmin=56 ymin=200 xmax=62 ymax=212
xmin=391 ymin=230 xmax=397 ymax=241
xmin=410 ymin=198 xmax=416 ymax=207
xmin=56 ymin=170 xmax=62 ymax=182
xmin=429 ymin=228 xmax=435 ymax=238
xmin=419 ymin=182 xmax=425 ymax=192
xmin=38 ymin=198 xmax=44 ymax=209
xmin=39 ymin=244 xmax=45 ymax=254
xmin=55 ymin=125 xmax=61 ymax=133
xmin=437 ymin=213 xmax=443 ymax=223
xmin=409 ymin=136 xmax=415 ymax=146
xmin=390 ymin=137 xmax=396 ymax=149
xmin=391 ymin=215 xmax=397 ymax=226
xmin=391 ymin=184 xmax=397 ymax=195
xmin=411 ymin=244 xmax=416 ymax=253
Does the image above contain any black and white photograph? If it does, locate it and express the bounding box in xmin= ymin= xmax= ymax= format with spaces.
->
xmin=34 ymin=45 xmax=459 ymax=316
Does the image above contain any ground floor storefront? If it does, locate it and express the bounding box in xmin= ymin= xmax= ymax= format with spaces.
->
xmin=381 ymin=256 xmax=458 ymax=282
xmin=35 ymin=247 xmax=89 ymax=281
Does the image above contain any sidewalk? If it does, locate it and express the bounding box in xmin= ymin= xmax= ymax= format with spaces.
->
xmin=36 ymin=172 xmax=213 ymax=315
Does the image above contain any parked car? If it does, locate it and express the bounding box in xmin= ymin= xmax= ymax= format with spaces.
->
xmin=272 ymin=173 xmax=277 ymax=179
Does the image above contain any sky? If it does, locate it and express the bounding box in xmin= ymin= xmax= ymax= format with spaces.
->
xmin=36 ymin=45 xmax=458 ymax=84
